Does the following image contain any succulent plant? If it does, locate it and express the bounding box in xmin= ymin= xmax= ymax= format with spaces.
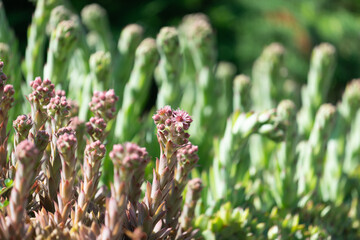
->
xmin=1 ymin=2 xmax=360 ymax=239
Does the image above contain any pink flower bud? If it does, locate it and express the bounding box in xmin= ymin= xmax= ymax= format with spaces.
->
xmin=153 ymin=114 xmax=160 ymax=122
xmin=29 ymin=77 xmax=55 ymax=107
xmin=57 ymin=126 xmax=75 ymax=137
xmin=85 ymin=140 xmax=106 ymax=161
xmin=15 ymin=140 xmax=39 ymax=164
xmin=13 ymin=115 xmax=33 ymax=137
xmin=89 ymin=89 xmax=119 ymax=122
xmin=110 ymin=142 xmax=149 ymax=170
xmin=165 ymin=119 xmax=172 ymax=126
xmin=154 ymin=107 xmax=193 ymax=146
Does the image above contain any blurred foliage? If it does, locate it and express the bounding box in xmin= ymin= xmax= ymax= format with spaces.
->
xmin=3 ymin=0 xmax=360 ymax=99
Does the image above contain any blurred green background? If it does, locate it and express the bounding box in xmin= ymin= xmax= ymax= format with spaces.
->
xmin=3 ymin=0 xmax=360 ymax=100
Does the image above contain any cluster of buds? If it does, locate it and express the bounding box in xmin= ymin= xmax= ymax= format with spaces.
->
xmin=110 ymin=143 xmax=149 ymax=195
xmin=57 ymin=132 xmax=77 ymax=162
xmin=89 ymin=89 xmax=118 ymax=121
xmin=47 ymin=94 xmax=72 ymax=144
xmin=48 ymin=126 xmax=76 ymax=180
xmin=110 ymin=143 xmax=148 ymax=166
xmin=47 ymin=95 xmax=71 ymax=118
xmin=153 ymin=105 xmax=192 ymax=148
xmin=83 ymin=141 xmax=106 ymax=180
xmin=13 ymin=115 xmax=33 ymax=141
xmin=86 ymin=116 xmax=107 ymax=142
xmin=28 ymin=77 xmax=55 ymax=107
xmin=28 ymin=77 xmax=55 ymax=133
xmin=55 ymin=89 xmax=66 ymax=97
xmin=10 ymin=115 xmax=32 ymax=172
xmin=0 ymin=84 xmax=14 ymax=114
xmin=55 ymin=126 xmax=74 ymax=137
xmin=0 ymin=85 xmax=200 ymax=239
xmin=12 ymin=115 xmax=34 ymax=167
xmin=176 ymin=144 xmax=199 ymax=170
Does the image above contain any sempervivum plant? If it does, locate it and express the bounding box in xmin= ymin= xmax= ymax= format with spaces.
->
xmin=2 ymin=1 xmax=360 ymax=239
xmin=0 ymin=140 xmax=39 ymax=239
xmin=0 ymin=61 xmax=201 ymax=239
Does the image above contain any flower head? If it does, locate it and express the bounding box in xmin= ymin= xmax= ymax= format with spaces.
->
xmin=55 ymin=90 xmax=66 ymax=97
xmin=13 ymin=115 xmax=33 ymax=137
xmin=86 ymin=117 xmax=107 ymax=142
xmin=85 ymin=140 xmax=106 ymax=163
xmin=176 ymin=143 xmax=199 ymax=167
xmin=1 ymin=84 xmax=15 ymax=111
xmin=15 ymin=140 xmax=39 ymax=165
xmin=56 ymin=132 xmax=77 ymax=155
xmin=57 ymin=126 xmax=76 ymax=137
xmin=47 ymin=95 xmax=71 ymax=118
xmin=153 ymin=106 xmax=192 ymax=146
xmin=28 ymin=77 xmax=55 ymax=107
xmin=89 ymin=89 xmax=118 ymax=121
xmin=110 ymin=142 xmax=149 ymax=170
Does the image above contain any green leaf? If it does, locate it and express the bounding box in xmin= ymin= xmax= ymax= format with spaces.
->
xmin=202 ymin=229 xmax=216 ymax=240
xmin=0 ymin=199 xmax=8 ymax=210
xmin=4 ymin=179 xmax=13 ymax=188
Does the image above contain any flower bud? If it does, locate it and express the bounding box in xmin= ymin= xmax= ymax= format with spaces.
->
xmin=15 ymin=140 xmax=39 ymax=165
xmin=57 ymin=126 xmax=75 ymax=137
xmin=1 ymin=84 xmax=14 ymax=110
xmin=85 ymin=140 xmax=106 ymax=163
xmin=56 ymin=132 xmax=77 ymax=156
xmin=89 ymin=89 xmax=119 ymax=121
xmin=13 ymin=115 xmax=33 ymax=139
xmin=47 ymin=95 xmax=71 ymax=118
xmin=86 ymin=116 xmax=107 ymax=142
xmin=110 ymin=142 xmax=149 ymax=170
xmin=154 ymin=106 xmax=193 ymax=146
xmin=28 ymin=77 xmax=55 ymax=107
